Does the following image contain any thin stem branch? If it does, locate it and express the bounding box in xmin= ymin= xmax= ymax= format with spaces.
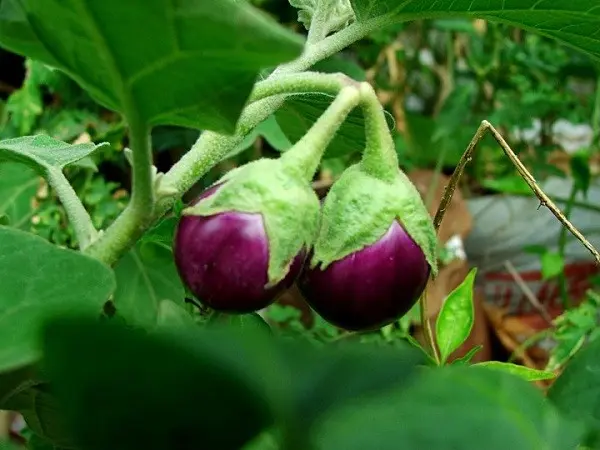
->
xmin=85 ymin=110 xmax=154 ymax=265
xmin=419 ymin=290 xmax=441 ymax=365
xmin=280 ymin=86 xmax=361 ymax=180
xmin=433 ymin=120 xmax=600 ymax=264
xmin=249 ymin=72 xmax=357 ymax=103
xmin=46 ymin=167 xmax=97 ymax=249
xmin=358 ymin=82 xmax=399 ymax=182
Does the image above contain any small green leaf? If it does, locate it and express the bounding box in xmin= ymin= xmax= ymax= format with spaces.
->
xmin=0 ymin=135 xmax=107 ymax=175
xmin=42 ymin=317 xmax=277 ymax=450
xmin=541 ymin=252 xmax=565 ymax=280
xmin=0 ymin=0 xmax=302 ymax=133
xmin=0 ymin=226 xmax=115 ymax=373
xmin=451 ymin=345 xmax=483 ymax=366
xmin=276 ymin=94 xmax=395 ymax=158
xmin=113 ymin=241 xmax=185 ymax=329
xmin=473 ymin=361 xmax=556 ymax=382
xmin=435 ymin=268 xmax=477 ymax=364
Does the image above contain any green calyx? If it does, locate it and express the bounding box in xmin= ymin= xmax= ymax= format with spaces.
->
xmin=311 ymin=164 xmax=438 ymax=276
xmin=183 ymin=158 xmax=320 ymax=286
xmin=310 ymin=82 xmax=438 ymax=275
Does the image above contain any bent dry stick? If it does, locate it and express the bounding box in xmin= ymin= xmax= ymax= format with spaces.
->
xmin=424 ymin=120 xmax=600 ymax=365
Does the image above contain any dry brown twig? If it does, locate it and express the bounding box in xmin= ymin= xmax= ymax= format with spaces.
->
xmin=422 ymin=120 xmax=600 ymax=364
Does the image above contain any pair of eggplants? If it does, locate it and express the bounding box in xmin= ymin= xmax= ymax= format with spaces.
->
xmin=174 ymin=172 xmax=431 ymax=332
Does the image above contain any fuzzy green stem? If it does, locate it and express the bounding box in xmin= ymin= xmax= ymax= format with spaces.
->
xmin=250 ymin=72 xmax=356 ymax=103
xmin=85 ymin=110 xmax=154 ymax=265
xmin=46 ymin=167 xmax=98 ymax=249
xmin=280 ymin=86 xmax=361 ymax=181
xmin=358 ymin=83 xmax=399 ymax=183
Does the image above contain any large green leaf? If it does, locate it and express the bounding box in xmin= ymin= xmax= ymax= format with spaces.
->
xmin=41 ymin=318 xmax=277 ymax=450
xmin=0 ymin=0 xmax=302 ymax=133
xmin=548 ymin=337 xmax=600 ymax=441
xmin=350 ymin=1 xmax=600 ymax=61
xmin=0 ymin=135 xmax=106 ymax=175
xmin=113 ymin=241 xmax=185 ymax=329
xmin=313 ymin=367 xmax=584 ymax=450
xmin=275 ymin=93 xmax=395 ymax=158
xmin=0 ymin=226 xmax=115 ymax=373
xmin=0 ymin=162 xmax=38 ymax=229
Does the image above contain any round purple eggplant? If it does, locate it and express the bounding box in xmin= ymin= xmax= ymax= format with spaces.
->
xmin=174 ymin=185 xmax=305 ymax=313
xmin=298 ymin=220 xmax=430 ymax=331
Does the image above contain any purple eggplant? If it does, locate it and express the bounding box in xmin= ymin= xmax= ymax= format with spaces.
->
xmin=174 ymin=184 xmax=305 ymax=313
xmin=298 ymin=220 xmax=430 ymax=331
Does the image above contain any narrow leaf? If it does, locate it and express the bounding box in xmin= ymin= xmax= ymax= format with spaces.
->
xmin=435 ymin=268 xmax=477 ymax=364
xmin=473 ymin=361 xmax=556 ymax=382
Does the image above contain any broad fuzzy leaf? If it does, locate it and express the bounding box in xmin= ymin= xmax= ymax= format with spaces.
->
xmin=0 ymin=0 xmax=303 ymax=133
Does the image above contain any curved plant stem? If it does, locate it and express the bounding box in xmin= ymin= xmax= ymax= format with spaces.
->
xmin=46 ymin=167 xmax=97 ymax=249
xmin=85 ymin=109 xmax=154 ymax=265
xmin=250 ymin=72 xmax=357 ymax=103
xmin=358 ymin=82 xmax=399 ymax=182
xmin=281 ymin=86 xmax=361 ymax=180
xmin=419 ymin=290 xmax=441 ymax=365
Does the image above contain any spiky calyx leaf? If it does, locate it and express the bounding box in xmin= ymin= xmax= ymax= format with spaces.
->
xmin=184 ymin=159 xmax=320 ymax=286
xmin=311 ymin=164 xmax=438 ymax=275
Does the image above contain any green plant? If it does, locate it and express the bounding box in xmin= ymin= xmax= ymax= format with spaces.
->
xmin=1 ymin=1 xmax=600 ymax=449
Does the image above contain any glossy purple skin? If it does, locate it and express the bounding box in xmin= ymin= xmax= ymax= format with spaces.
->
xmin=174 ymin=185 xmax=305 ymax=313
xmin=298 ymin=220 xmax=430 ymax=331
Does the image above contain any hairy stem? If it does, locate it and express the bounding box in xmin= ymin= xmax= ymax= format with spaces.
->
xmin=419 ymin=290 xmax=441 ymax=365
xmin=85 ymin=110 xmax=154 ymax=265
xmin=46 ymin=167 xmax=97 ymax=250
xmin=250 ymin=72 xmax=357 ymax=103
xmin=358 ymin=82 xmax=399 ymax=182
xmin=280 ymin=86 xmax=361 ymax=180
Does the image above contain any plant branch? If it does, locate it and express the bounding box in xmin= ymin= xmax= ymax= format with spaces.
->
xmin=433 ymin=120 xmax=600 ymax=265
xmin=85 ymin=110 xmax=154 ymax=265
xmin=280 ymin=85 xmax=360 ymax=180
xmin=419 ymin=290 xmax=441 ymax=365
xmin=250 ymin=72 xmax=357 ymax=103
xmin=46 ymin=167 xmax=97 ymax=250
xmin=274 ymin=13 xmax=397 ymax=75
